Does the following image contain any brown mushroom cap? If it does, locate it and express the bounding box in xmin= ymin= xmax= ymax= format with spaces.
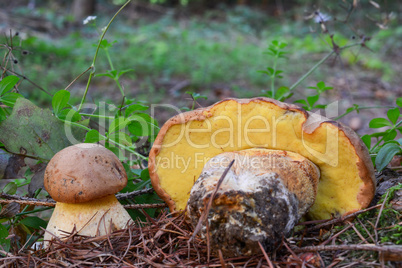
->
xmin=44 ymin=143 xmax=127 ymax=203
xmin=149 ymin=97 xmax=376 ymax=220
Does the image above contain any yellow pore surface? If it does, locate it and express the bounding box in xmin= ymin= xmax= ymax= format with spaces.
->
xmin=155 ymin=99 xmax=363 ymax=220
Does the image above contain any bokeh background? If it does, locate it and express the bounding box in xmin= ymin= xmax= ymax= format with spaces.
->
xmin=1 ymin=0 xmax=401 ymax=133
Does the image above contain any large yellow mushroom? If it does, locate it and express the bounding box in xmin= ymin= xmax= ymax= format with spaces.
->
xmin=43 ymin=143 xmax=133 ymax=245
xmin=148 ymin=97 xmax=375 ymax=255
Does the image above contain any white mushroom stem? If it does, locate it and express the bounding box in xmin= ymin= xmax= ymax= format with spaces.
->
xmin=44 ymin=194 xmax=132 ymax=245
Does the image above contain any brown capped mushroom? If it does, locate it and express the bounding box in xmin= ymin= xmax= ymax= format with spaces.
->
xmin=43 ymin=143 xmax=133 ymax=245
xmin=148 ymin=97 xmax=375 ymax=255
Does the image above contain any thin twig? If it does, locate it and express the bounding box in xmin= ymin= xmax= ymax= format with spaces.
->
xmin=116 ymin=188 xmax=154 ymax=200
xmin=293 ymin=244 xmax=402 ymax=254
xmin=305 ymin=204 xmax=382 ymax=232
xmin=374 ymin=190 xmax=390 ymax=243
xmin=0 ymin=198 xmax=55 ymax=207
xmin=124 ymin=203 xmax=167 ymax=210
xmin=64 ymin=66 xmax=93 ymax=91
xmin=0 ymin=189 xmax=158 ymax=208
xmin=258 ymin=241 xmax=274 ymax=268
xmin=188 ymin=159 xmax=235 ymax=244
xmin=0 ymin=67 xmax=52 ymax=96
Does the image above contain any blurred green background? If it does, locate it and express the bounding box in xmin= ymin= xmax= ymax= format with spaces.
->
xmin=1 ymin=0 xmax=401 ymax=129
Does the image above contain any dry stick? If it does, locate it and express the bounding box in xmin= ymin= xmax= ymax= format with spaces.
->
xmin=0 ymin=67 xmax=52 ymax=96
xmin=320 ymin=224 xmax=353 ymax=246
xmin=116 ymin=188 xmax=154 ymax=200
xmin=0 ymin=188 xmax=154 ymax=201
xmin=258 ymin=241 xmax=274 ymax=268
xmin=356 ymin=217 xmax=376 ymax=244
xmin=218 ymin=250 xmax=227 ymax=268
xmin=188 ymin=160 xmax=235 ymax=245
xmin=293 ymin=244 xmax=402 ymax=255
xmin=306 ymin=204 xmax=382 ymax=232
xmin=374 ymin=190 xmax=390 ymax=243
xmin=348 ymin=222 xmax=369 ymax=244
xmin=0 ymin=198 xmax=166 ymax=210
xmin=64 ymin=66 xmax=92 ymax=91
xmin=0 ymin=189 xmax=163 ymax=209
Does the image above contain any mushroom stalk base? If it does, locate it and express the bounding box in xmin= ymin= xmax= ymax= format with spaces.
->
xmin=187 ymin=149 xmax=320 ymax=257
xmin=44 ymin=194 xmax=132 ymax=246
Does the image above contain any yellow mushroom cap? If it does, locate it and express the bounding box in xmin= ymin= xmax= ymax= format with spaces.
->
xmin=44 ymin=143 xmax=127 ymax=203
xmin=149 ymin=97 xmax=376 ymax=220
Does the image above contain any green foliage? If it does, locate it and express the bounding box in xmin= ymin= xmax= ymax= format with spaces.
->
xmin=0 ymin=224 xmax=10 ymax=253
xmin=0 ymin=98 xmax=88 ymax=161
xmin=362 ymin=98 xmax=402 ymax=171
xmin=0 ymin=75 xmax=23 ymax=121
xmin=184 ymin=91 xmax=208 ymax=110
xmin=260 ymin=40 xmax=289 ymax=100
xmin=293 ymin=81 xmax=333 ymax=111
xmin=0 ymin=2 xmax=163 ymax=253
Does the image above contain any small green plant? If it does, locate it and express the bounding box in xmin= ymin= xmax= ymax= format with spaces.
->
xmin=293 ymin=81 xmax=333 ymax=111
xmin=0 ymin=0 xmax=164 ymax=252
xmin=0 ymin=76 xmax=23 ymax=121
xmin=184 ymin=91 xmax=208 ymax=110
xmin=259 ymin=40 xmax=289 ymax=100
xmin=360 ymin=98 xmax=402 ymax=171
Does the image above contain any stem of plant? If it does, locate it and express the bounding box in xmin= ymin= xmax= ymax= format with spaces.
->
xmin=271 ymin=56 xmax=278 ymax=97
xmin=370 ymin=119 xmax=402 ymax=153
xmin=16 ymin=207 xmax=52 ymax=217
xmin=289 ymin=42 xmax=361 ymax=91
xmin=77 ymin=0 xmax=131 ymax=112
xmin=61 ymin=119 xmax=147 ymax=161
xmin=79 ymin=113 xmax=114 ymax=119
xmin=334 ymin=105 xmax=396 ymax=120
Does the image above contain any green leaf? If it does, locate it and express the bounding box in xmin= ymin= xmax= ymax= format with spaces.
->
xmin=317 ymin=81 xmax=326 ymax=90
xmin=95 ymin=72 xmax=115 ymax=79
xmin=124 ymin=104 xmax=149 ymax=117
xmin=370 ymin=131 xmax=387 ymax=138
xmin=396 ymin=98 xmax=402 ymax=107
xmin=369 ymin=118 xmax=392 ymax=128
xmin=52 ymin=90 xmax=70 ymax=115
xmin=108 ymin=117 xmax=129 ymax=134
xmin=314 ymin=104 xmax=327 ymax=109
xmin=0 ymin=98 xmax=88 ymax=161
xmin=0 ymin=107 xmax=6 ymax=122
xmin=127 ymin=113 xmax=159 ymax=137
xmin=99 ymin=39 xmax=116 ymax=49
xmin=19 ymin=216 xmax=47 ymax=229
xmin=346 ymin=104 xmax=359 ymax=113
xmin=375 ymin=143 xmax=402 ymax=171
xmin=57 ymin=109 xmax=81 ymax=122
xmin=0 ymin=224 xmax=10 ymax=253
xmin=84 ymin=129 xmax=105 ymax=143
xmin=117 ymin=69 xmax=134 ymax=78
xmin=108 ymin=132 xmax=132 ymax=147
xmin=0 ymin=92 xmax=23 ymax=107
xmin=0 ymin=76 xmax=19 ymax=96
xmin=274 ymin=86 xmax=290 ymax=101
xmin=361 ymin=134 xmax=371 ymax=149
xmin=307 ymin=95 xmax=319 ymax=107
xmin=3 ymin=182 xmax=17 ymax=195
xmin=383 ymin=129 xmax=397 ymax=142
xmin=387 ymin=107 xmax=400 ymax=125
xmin=294 ymin=99 xmax=308 ymax=106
